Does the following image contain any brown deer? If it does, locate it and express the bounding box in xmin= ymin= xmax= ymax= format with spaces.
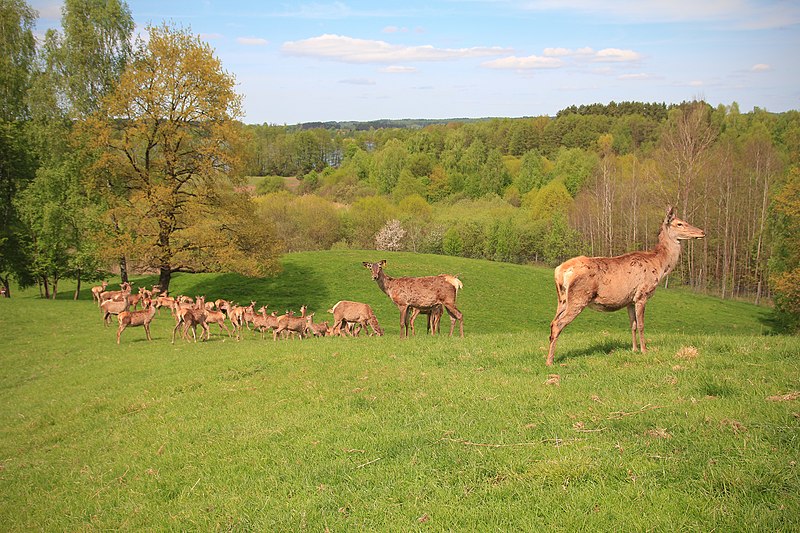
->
xmin=409 ymin=304 xmax=443 ymax=335
xmin=272 ymin=308 xmax=310 ymax=341
xmin=100 ymin=294 xmax=130 ymax=326
xmin=546 ymin=206 xmax=705 ymax=366
xmin=363 ymin=260 xmax=463 ymax=337
xmin=116 ymin=299 xmax=157 ymax=344
xmin=91 ymin=280 xmax=108 ymax=305
xmin=253 ymin=306 xmax=280 ymax=339
xmin=99 ymin=281 xmax=131 ymax=305
xmin=328 ymin=300 xmax=383 ymax=337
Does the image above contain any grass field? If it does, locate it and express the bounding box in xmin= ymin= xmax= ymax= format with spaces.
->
xmin=1 ymin=251 xmax=798 ymax=530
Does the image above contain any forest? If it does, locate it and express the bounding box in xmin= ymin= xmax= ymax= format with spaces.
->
xmin=1 ymin=0 xmax=799 ymax=331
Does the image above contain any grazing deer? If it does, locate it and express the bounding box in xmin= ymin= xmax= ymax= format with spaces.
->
xmin=363 ymin=260 xmax=463 ymax=337
xmin=116 ymin=299 xmax=157 ymax=344
xmin=328 ymin=300 xmax=383 ymax=337
xmin=546 ymin=206 xmax=705 ymax=366
xmin=91 ymin=281 xmax=108 ymax=305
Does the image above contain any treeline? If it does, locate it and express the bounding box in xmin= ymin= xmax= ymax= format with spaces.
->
xmin=245 ymin=102 xmax=800 ymax=330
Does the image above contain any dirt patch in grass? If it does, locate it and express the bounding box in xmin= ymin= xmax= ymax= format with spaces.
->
xmin=766 ymin=391 xmax=800 ymax=402
xmin=645 ymin=428 xmax=672 ymax=439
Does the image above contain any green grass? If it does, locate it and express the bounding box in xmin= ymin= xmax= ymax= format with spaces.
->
xmin=1 ymin=251 xmax=798 ymax=530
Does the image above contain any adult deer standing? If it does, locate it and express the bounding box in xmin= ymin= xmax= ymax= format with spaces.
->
xmin=363 ymin=260 xmax=464 ymax=337
xmin=546 ymin=206 xmax=705 ymax=366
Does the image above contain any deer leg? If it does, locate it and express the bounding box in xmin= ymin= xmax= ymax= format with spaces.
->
xmin=116 ymin=324 xmax=125 ymax=344
xmin=171 ymin=320 xmax=181 ymax=344
xmin=442 ymin=303 xmax=463 ymax=337
xmin=635 ymin=300 xmax=647 ymax=352
xmin=626 ymin=304 xmax=638 ymax=351
xmin=547 ymin=301 xmax=587 ymax=366
xmin=145 ymin=323 xmax=152 ymax=341
xmin=399 ymin=306 xmax=409 ymax=338
xmin=408 ymin=308 xmax=419 ymax=336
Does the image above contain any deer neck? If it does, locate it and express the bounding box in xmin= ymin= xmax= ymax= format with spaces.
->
xmin=654 ymin=224 xmax=682 ymax=280
xmin=375 ymin=270 xmax=394 ymax=296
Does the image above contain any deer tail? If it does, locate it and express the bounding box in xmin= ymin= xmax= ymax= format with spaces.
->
xmin=553 ymin=263 xmax=574 ymax=308
xmin=442 ymin=274 xmax=463 ymax=294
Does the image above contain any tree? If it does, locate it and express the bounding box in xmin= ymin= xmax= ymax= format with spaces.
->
xmin=0 ymin=0 xmax=37 ymax=296
xmin=769 ymin=167 xmax=800 ymax=332
xmin=375 ymin=219 xmax=406 ymax=251
xmin=84 ymin=23 xmax=279 ymax=291
xmin=19 ymin=0 xmax=134 ymax=297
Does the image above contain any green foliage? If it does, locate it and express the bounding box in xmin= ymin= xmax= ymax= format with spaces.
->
xmin=524 ymin=179 xmax=573 ymax=221
xmin=255 ymin=175 xmax=287 ymax=194
xmin=543 ymin=214 xmax=584 ymax=265
xmin=769 ymin=167 xmax=800 ymax=332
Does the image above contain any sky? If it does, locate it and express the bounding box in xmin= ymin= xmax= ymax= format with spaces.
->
xmin=29 ymin=0 xmax=800 ymax=125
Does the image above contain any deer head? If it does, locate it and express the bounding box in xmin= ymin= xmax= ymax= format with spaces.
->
xmin=663 ymin=206 xmax=705 ymax=241
xmin=363 ymin=260 xmax=387 ymax=280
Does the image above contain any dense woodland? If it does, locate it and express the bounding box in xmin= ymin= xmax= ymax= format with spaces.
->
xmin=1 ymin=0 xmax=799 ymax=331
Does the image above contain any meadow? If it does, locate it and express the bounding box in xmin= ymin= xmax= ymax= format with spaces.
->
xmin=1 ymin=251 xmax=798 ymax=530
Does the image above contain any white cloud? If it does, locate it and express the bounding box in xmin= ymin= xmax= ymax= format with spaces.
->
xmin=543 ymin=47 xmax=571 ymax=57
xmin=381 ymin=66 xmax=418 ymax=73
xmin=751 ymin=63 xmax=772 ymax=72
xmin=237 ymin=37 xmax=269 ymax=46
xmin=281 ymin=34 xmax=509 ymax=63
xmin=383 ymin=26 xmax=409 ymax=33
xmin=482 ymin=55 xmax=564 ymax=69
xmin=201 ymin=33 xmax=224 ymax=41
xmin=592 ymin=48 xmax=643 ymax=62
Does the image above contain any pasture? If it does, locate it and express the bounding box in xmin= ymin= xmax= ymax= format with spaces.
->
xmin=1 ymin=251 xmax=798 ymax=530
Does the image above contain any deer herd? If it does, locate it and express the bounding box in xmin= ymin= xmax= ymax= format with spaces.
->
xmin=92 ymin=205 xmax=704 ymax=366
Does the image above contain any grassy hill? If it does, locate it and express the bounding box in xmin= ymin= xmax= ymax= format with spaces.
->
xmin=1 ymin=251 xmax=797 ymax=530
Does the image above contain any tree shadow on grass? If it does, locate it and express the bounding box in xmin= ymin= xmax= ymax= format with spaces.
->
xmin=176 ymin=263 xmax=331 ymax=314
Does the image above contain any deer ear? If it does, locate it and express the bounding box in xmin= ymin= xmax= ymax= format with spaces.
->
xmin=380 ymin=260 xmax=387 ymax=266
xmin=664 ymin=205 xmax=675 ymax=225
xmin=362 ymin=262 xmax=371 ymax=268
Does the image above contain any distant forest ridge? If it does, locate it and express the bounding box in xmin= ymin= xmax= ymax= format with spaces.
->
xmin=291 ymin=102 xmax=681 ymax=130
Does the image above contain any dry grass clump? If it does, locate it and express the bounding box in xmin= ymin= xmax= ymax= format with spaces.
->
xmin=675 ymin=346 xmax=699 ymax=360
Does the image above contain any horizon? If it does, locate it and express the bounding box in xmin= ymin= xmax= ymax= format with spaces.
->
xmin=29 ymin=0 xmax=800 ymax=125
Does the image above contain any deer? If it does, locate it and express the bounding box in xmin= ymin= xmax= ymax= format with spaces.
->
xmin=116 ymin=299 xmax=157 ymax=344
xmin=100 ymin=294 xmax=130 ymax=326
xmin=408 ymin=304 xmax=443 ymax=336
xmin=273 ymin=307 xmax=310 ymax=341
xmin=91 ymin=280 xmax=108 ymax=305
xmin=99 ymin=281 xmax=132 ymax=305
xmin=363 ymin=260 xmax=464 ymax=337
xmin=253 ymin=306 xmax=280 ymax=339
xmin=328 ymin=300 xmax=383 ymax=337
xmin=202 ymin=306 xmax=232 ymax=340
xmin=171 ymin=298 xmax=209 ymax=343
xmin=546 ymin=205 xmax=705 ymax=366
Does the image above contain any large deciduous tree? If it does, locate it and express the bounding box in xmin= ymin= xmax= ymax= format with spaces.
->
xmin=85 ymin=23 xmax=280 ymax=292
xmin=0 ymin=0 xmax=37 ymax=296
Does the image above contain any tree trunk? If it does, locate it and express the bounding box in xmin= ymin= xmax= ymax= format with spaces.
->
xmin=74 ymin=269 xmax=81 ymax=300
xmin=158 ymin=266 xmax=172 ymax=294
xmin=119 ymin=255 xmax=129 ymax=284
xmin=42 ymin=276 xmax=50 ymax=299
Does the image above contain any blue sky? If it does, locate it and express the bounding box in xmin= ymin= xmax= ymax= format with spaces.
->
xmin=30 ymin=0 xmax=800 ymax=124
